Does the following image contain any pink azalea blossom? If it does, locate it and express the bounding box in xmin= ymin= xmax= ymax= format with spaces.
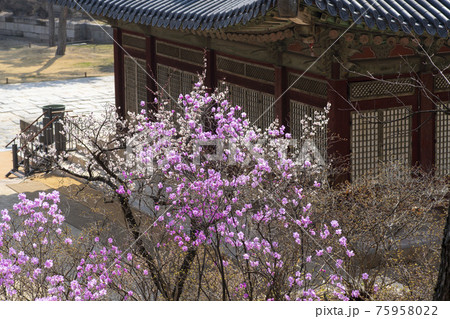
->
xmin=330 ymin=220 xmax=339 ymax=228
xmin=44 ymin=260 xmax=53 ymax=268
xmin=339 ymin=236 xmax=347 ymax=247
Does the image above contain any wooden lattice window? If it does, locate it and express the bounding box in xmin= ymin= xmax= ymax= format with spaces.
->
xmin=382 ymin=108 xmax=411 ymax=162
xmin=288 ymin=73 xmax=328 ymax=98
xmin=217 ymin=56 xmax=275 ymax=84
xmin=349 ymin=79 xmax=414 ymax=101
xmin=124 ymin=56 xmax=147 ymax=114
xmin=218 ymin=81 xmax=275 ymax=130
xmin=436 ymin=103 xmax=450 ymax=176
xmin=156 ymin=64 xmax=197 ymax=110
xmin=156 ymin=41 xmax=204 ymax=66
xmin=351 ymin=110 xmax=379 ymax=178
xmin=351 ymin=107 xmax=411 ymax=179
xmin=122 ymin=33 xmax=146 ymax=52
xmin=434 ymin=74 xmax=450 ymax=92
xmin=289 ymin=101 xmax=328 ymax=162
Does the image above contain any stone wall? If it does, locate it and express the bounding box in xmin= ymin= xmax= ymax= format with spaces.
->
xmin=0 ymin=12 xmax=112 ymax=44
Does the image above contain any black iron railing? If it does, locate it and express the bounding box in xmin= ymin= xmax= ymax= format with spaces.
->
xmin=5 ymin=106 xmax=67 ymax=178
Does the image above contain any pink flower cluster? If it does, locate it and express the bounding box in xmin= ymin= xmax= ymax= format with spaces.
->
xmin=1 ymin=192 xmax=149 ymax=300
xmin=119 ymin=79 xmax=364 ymax=301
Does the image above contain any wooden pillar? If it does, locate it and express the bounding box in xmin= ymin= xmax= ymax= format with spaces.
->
xmin=113 ymin=28 xmax=125 ymax=118
xmin=327 ymin=62 xmax=350 ymax=182
xmin=205 ymin=48 xmax=216 ymax=92
xmin=274 ymin=66 xmax=289 ymax=130
xmin=411 ymin=95 xmax=420 ymax=168
xmin=418 ymin=72 xmax=435 ymax=171
xmin=146 ymin=35 xmax=158 ymax=113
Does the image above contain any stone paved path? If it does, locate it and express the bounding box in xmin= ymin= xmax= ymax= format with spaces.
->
xmin=0 ymin=76 xmax=114 ymax=149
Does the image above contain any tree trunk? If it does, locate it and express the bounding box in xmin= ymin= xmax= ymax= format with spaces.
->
xmin=55 ymin=7 xmax=68 ymax=56
xmin=48 ymin=1 xmax=55 ymax=47
xmin=118 ymin=195 xmax=171 ymax=300
xmin=433 ymin=202 xmax=450 ymax=300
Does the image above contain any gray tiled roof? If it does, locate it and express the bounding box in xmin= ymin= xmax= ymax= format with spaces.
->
xmin=53 ymin=0 xmax=450 ymax=37
xmin=307 ymin=0 xmax=450 ymax=37
xmin=53 ymin=0 xmax=277 ymax=30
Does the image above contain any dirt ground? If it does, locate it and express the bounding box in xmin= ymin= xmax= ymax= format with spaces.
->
xmin=0 ymin=150 xmax=12 ymax=179
xmin=0 ymin=36 xmax=113 ymax=84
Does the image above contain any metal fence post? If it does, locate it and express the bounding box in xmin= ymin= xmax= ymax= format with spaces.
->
xmin=12 ymin=143 xmax=19 ymax=172
xmin=42 ymin=105 xmax=65 ymax=152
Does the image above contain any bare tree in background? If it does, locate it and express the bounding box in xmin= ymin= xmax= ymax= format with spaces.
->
xmin=48 ymin=1 xmax=55 ymax=47
xmin=55 ymin=6 xmax=68 ymax=56
xmin=434 ymin=206 xmax=450 ymax=300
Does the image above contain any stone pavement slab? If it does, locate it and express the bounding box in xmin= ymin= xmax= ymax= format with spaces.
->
xmin=0 ymin=76 xmax=114 ymax=149
xmin=0 ymin=182 xmax=16 ymax=196
xmin=6 ymin=178 xmax=51 ymax=193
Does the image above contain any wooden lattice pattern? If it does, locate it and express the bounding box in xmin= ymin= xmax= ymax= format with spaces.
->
xmin=218 ymin=81 xmax=275 ymax=130
xmin=350 ymin=79 xmax=414 ymax=100
xmin=124 ymin=56 xmax=147 ymax=114
xmin=122 ymin=33 xmax=146 ymax=51
xmin=288 ymin=73 xmax=328 ymax=97
xmin=156 ymin=41 xmax=204 ymax=66
xmin=289 ymin=101 xmax=328 ymax=161
xmin=156 ymin=64 xmax=197 ymax=110
xmin=434 ymin=74 xmax=450 ymax=92
xmin=351 ymin=107 xmax=411 ymax=179
xmin=245 ymin=64 xmax=275 ymax=83
xmin=217 ymin=56 xmax=275 ymax=84
xmin=217 ymin=56 xmax=245 ymax=76
xmin=156 ymin=41 xmax=179 ymax=58
xmin=351 ymin=110 xmax=379 ymax=179
xmin=382 ymin=108 xmax=411 ymax=163
xmin=436 ymin=104 xmax=450 ymax=176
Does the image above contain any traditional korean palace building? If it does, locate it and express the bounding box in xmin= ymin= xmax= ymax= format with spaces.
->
xmin=52 ymin=0 xmax=450 ymax=179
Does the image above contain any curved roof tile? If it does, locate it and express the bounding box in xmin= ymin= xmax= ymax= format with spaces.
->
xmin=52 ymin=0 xmax=450 ymax=37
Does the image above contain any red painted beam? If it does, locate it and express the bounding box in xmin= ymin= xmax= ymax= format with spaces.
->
xmin=122 ymin=46 xmax=146 ymax=59
xmin=146 ymin=36 xmax=158 ymax=113
xmin=205 ymin=49 xmax=217 ymax=92
xmin=216 ymin=71 xmax=274 ymax=95
xmin=327 ymin=77 xmax=351 ymax=182
xmin=113 ymin=28 xmax=125 ymax=119
xmin=287 ymin=91 xmax=327 ymax=107
xmin=351 ymin=95 xmax=417 ymax=111
xmin=274 ymin=66 xmax=289 ymax=131
xmin=418 ymin=72 xmax=435 ymax=172
xmin=155 ymin=55 xmax=203 ymax=75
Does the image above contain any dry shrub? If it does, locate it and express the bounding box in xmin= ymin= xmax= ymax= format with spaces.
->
xmin=313 ymin=162 xmax=447 ymax=300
